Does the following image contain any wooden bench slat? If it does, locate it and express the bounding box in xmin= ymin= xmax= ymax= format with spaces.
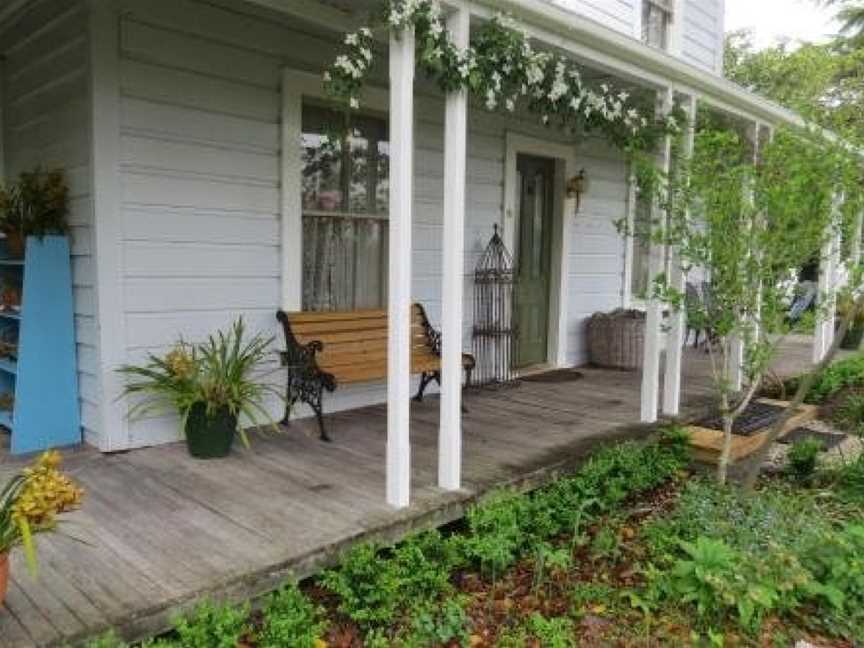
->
xmin=277 ymin=303 xmax=474 ymax=440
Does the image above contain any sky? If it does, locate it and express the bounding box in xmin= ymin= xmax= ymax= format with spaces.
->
xmin=725 ymin=0 xmax=840 ymax=49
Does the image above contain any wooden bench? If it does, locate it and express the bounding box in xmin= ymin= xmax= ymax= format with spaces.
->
xmin=276 ymin=304 xmax=476 ymax=441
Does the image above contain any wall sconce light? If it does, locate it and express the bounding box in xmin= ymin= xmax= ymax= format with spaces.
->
xmin=566 ymin=169 xmax=588 ymax=215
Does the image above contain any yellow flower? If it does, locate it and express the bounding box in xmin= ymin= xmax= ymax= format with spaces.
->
xmin=11 ymin=451 xmax=83 ymax=529
xmin=166 ymin=346 xmax=196 ymax=380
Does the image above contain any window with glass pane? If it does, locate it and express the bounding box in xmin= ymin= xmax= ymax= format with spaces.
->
xmin=630 ymin=191 xmax=653 ymax=300
xmin=642 ymin=0 xmax=672 ymax=50
xmin=301 ymin=104 xmax=389 ymax=311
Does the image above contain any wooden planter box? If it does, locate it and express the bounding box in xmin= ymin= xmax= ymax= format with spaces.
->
xmin=687 ymin=398 xmax=819 ymax=465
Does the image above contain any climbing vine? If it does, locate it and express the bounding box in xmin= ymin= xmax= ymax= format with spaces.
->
xmin=323 ymin=0 xmax=684 ymax=153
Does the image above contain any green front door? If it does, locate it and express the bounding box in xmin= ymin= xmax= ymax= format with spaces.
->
xmin=514 ymin=154 xmax=555 ymax=368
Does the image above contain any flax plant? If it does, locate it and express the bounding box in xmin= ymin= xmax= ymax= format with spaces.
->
xmin=118 ymin=318 xmax=281 ymax=447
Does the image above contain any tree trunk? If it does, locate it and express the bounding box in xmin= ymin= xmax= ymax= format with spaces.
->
xmin=717 ymin=411 xmax=734 ymax=484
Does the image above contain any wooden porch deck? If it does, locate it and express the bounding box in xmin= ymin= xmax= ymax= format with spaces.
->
xmin=0 ymin=339 xmax=820 ymax=647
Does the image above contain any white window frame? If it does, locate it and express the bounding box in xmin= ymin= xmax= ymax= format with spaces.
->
xmin=280 ymin=69 xmax=390 ymax=311
xmin=503 ymin=132 xmax=576 ymax=368
xmin=640 ymin=0 xmax=676 ymax=52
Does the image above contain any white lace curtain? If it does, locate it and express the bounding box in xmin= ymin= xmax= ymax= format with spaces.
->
xmin=301 ymin=104 xmax=389 ymax=311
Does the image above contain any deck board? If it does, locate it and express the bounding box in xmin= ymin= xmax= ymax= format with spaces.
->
xmin=0 ymin=339 xmax=829 ymax=646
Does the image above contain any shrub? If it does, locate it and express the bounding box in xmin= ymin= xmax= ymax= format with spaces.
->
xmin=320 ymin=530 xmax=458 ymax=629
xmin=400 ymin=597 xmax=472 ymax=648
xmin=835 ymin=392 xmax=864 ymax=435
xmin=803 ymin=352 xmax=864 ymax=404
xmin=498 ymin=614 xmax=576 ymax=648
xmin=172 ymin=600 xmax=250 ymax=648
xmin=257 ymin=582 xmax=326 ymax=648
xmin=463 ymin=489 xmax=531 ymax=578
xmin=787 ymin=437 xmax=824 ymax=480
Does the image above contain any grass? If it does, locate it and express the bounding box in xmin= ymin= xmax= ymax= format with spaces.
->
xmin=85 ymin=428 xmax=864 ymax=647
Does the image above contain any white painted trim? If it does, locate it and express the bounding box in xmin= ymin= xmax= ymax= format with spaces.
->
xmin=622 ymin=169 xmax=638 ymax=308
xmin=814 ymin=194 xmax=843 ymax=363
xmin=386 ymin=27 xmax=415 ymax=509
xmin=669 ymin=0 xmax=685 ymax=57
xmin=641 ymin=88 xmax=674 ymax=423
xmin=852 ymin=209 xmax=864 ymax=267
xmin=88 ymin=0 xmax=127 ymax=451
xmin=438 ymin=7 xmax=469 ymax=493
xmin=662 ymin=93 xmax=696 ymax=415
xmin=504 ymin=132 xmax=576 ymax=368
xmin=633 ymin=0 xmax=643 ymax=41
xmin=279 ymin=70 xmax=390 ymax=312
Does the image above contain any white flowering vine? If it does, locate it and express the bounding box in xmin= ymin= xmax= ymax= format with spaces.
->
xmin=324 ymin=0 xmax=683 ymax=153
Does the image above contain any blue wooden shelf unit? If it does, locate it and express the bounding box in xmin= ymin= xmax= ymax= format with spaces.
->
xmin=0 ymin=235 xmax=81 ymax=454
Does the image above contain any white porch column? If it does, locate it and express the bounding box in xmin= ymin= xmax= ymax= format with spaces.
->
xmin=662 ymin=94 xmax=697 ymax=416
xmin=726 ymin=124 xmax=761 ymax=392
xmin=813 ymin=193 xmax=843 ymax=364
xmin=851 ymin=208 xmax=864 ymax=267
xmin=641 ymin=88 xmax=674 ymax=423
xmin=438 ymin=8 xmax=469 ymax=492
xmin=387 ymin=27 xmax=415 ymax=508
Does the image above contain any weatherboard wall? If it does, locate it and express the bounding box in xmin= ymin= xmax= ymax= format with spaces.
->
xmin=0 ymin=0 xmax=98 ymax=446
xmin=108 ymin=0 xmax=631 ymax=449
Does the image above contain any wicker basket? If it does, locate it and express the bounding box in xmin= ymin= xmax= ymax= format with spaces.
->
xmin=587 ymin=309 xmax=645 ymax=371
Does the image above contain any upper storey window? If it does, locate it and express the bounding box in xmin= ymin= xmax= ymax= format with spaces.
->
xmin=642 ymin=0 xmax=673 ymax=50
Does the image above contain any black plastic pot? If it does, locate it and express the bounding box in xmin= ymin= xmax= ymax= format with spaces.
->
xmin=841 ymin=325 xmax=864 ymax=350
xmin=184 ymin=402 xmax=237 ymax=459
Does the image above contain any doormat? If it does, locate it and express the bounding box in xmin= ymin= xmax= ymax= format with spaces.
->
xmin=779 ymin=427 xmax=847 ymax=450
xmin=696 ymin=401 xmax=786 ymax=437
xmin=520 ymin=369 xmax=584 ymax=384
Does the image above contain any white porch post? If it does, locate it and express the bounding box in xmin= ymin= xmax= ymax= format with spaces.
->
xmin=726 ymin=124 xmax=761 ymax=392
xmin=813 ymin=193 xmax=843 ymax=364
xmin=851 ymin=208 xmax=864 ymax=267
xmin=641 ymin=88 xmax=674 ymax=423
xmin=438 ymin=8 xmax=469 ymax=492
xmin=387 ymin=27 xmax=415 ymax=508
xmin=662 ymin=94 xmax=697 ymax=416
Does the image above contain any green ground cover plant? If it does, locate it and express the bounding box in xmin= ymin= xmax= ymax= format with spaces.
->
xmin=85 ymin=428 xmax=864 ymax=647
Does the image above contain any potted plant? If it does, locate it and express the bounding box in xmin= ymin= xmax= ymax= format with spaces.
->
xmin=837 ymin=293 xmax=864 ymax=350
xmin=118 ymin=318 xmax=280 ymax=459
xmin=0 ymin=168 xmax=69 ymax=259
xmin=0 ymin=451 xmax=84 ymax=606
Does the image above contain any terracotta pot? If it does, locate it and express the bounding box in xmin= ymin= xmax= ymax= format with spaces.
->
xmin=0 ymin=552 xmax=8 ymax=607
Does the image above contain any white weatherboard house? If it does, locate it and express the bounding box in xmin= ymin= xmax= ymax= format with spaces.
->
xmin=0 ymin=0 xmax=837 ymax=507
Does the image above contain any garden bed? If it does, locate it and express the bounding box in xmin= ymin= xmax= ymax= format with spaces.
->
xmin=86 ymin=429 xmax=864 ymax=648
xmin=687 ymin=398 xmax=819 ymax=466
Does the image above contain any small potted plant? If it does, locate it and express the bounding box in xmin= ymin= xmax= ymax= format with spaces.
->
xmin=118 ymin=318 xmax=280 ymax=459
xmin=0 ymin=168 xmax=69 ymax=259
xmin=0 ymin=451 xmax=84 ymax=606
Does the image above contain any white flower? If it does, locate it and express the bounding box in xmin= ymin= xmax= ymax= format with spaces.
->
xmin=600 ymin=83 xmax=609 ymax=94
xmin=349 ymin=97 xmax=360 ymax=109
xmin=323 ymin=71 xmax=331 ymax=83
xmin=360 ymin=48 xmax=373 ymax=62
xmin=506 ymin=98 xmax=515 ymax=112
xmin=345 ymin=33 xmax=359 ymax=46
xmin=359 ymin=27 xmax=372 ymax=38
xmin=542 ymin=114 xmax=549 ymax=124
xmin=618 ymin=91 xmax=630 ymax=102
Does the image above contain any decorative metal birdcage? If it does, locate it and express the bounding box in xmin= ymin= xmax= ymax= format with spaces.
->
xmin=472 ymin=224 xmax=518 ymax=387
